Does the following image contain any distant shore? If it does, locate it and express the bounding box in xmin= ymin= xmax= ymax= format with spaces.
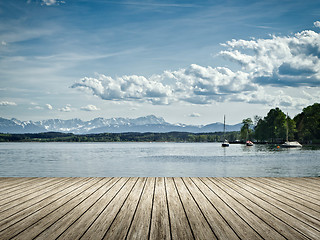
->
xmin=0 ymin=131 xmax=319 ymax=145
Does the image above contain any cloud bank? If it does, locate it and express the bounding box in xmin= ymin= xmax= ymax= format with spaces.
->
xmin=72 ymin=22 xmax=320 ymax=109
xmin=220 ymin=29 xmax=320 ymax=87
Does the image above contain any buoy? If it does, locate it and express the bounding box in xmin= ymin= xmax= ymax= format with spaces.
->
xmin=277 ymin=146 xmax=280 ymax=149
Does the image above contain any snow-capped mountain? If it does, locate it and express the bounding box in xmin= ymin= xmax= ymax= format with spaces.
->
xmin=0 ymin=115 xmax=241 ymax=134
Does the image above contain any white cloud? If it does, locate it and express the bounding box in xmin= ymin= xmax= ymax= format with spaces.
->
xmin=72 ymin=74 xmax=174 ymax=105
xmin=220 ymin=30 xmax=320 ymax=87
xmin=314 ymin=21 xmax=320 ymax=28
xmin=71 ymin=64 xmax=258 ymax=105
xmin=46 ymin=104 xmax=53 ymax=110
xmin=1 ymin=41 xmax=7 ymax=46
xmin=41 ymin=0 xmax=65 ymax=6
xmin=189 ymin=112 xmax=201 ymax=118
xmin=0 ymin=101 xmax=17 ymax=106
xmin=59 ymin=104 xmax=72 ymax=112
xmin=80 ymin=104 xmax=100 ymax=111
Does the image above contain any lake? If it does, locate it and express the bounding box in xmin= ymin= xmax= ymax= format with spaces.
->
xmin=0 ymin=142 xmax=319 ymax=177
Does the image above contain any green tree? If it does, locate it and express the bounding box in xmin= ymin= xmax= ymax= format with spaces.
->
xmin=294 ymin=103 xmax=320 ymax=143
xmin=240 ymin=118 xmax=253 ymax=141
xmin=254 ymin=107 xmax=289 ymax=142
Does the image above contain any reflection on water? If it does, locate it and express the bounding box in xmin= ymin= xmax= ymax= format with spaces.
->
xmin=0 ymin=142 xmax=319 ymax=177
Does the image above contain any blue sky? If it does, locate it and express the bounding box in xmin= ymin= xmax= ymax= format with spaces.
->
xmin=1 ymin=0 xmax=320 ymax=124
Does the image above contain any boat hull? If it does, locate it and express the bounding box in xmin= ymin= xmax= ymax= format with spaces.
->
xmin=281 ymin=141 xmax=302 ymax=148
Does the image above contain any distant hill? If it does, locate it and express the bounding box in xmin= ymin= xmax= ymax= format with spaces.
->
xmin=0 ymin=115 xmax=241 ymax=134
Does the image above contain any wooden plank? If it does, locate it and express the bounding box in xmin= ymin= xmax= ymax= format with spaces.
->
xmin=52 ymin=177 xmax=129 ymax=240
xmin=174 ymin=177 xmax=217 ymax=240
xmin=236 ymin=178 xmax=320 ymax=228
xmin=244 ymin=178 xmax=320 ymax=219
xmin=0 ymin=178 xmax=78 ymax=221
xmin=0 ymin=178 xmax=103 ymax=239
xmin=80 ymin=177 xmax=138 ymax=240
xmin=206 ymin=178 xmax=285 ymax=240
xmin=182 ymin=177 xmax=239 ymax=240
xmin=31 ymin=178 xmax=119 ymax=240
xmin=216 ymin=178 xmax=309 ymax=240
xmin=11 ymin=178 xmax=111 ymax=240
xmin=262 ymin=178 xmax=320 ymax=200
xmin=269 ymin=177 xmax=320 ymax=195
xmin=251 ymin=178 xmax=320 ymax=206
xmin=281 ymin=178 xmax=320 ymax=191
xmin=229 ymin=178 xmax=320 ymax=239
xmin=126 ymin=177 xmax=155 ymax=240
xmin=0 ymin=178 xmax=38 ymax=192
xmin=103 ymin=178 xmax=147 ymax=239
xmin=0 ymin=178 xmax=89 ymax=231
xmin=193 ymin=177 xmax=262 ymax=239
xmin=149 ymin=177 xmax=171 ymax=240
xmin=0 ymin=178 xmax=70 ymax=211
xmin=165 ymin=177 xmax=194 ymax=240
xmin=0 ymin=178 xmax=54 ymax=201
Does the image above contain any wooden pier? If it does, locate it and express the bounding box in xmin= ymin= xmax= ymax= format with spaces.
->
xmin=0 ymin=177 xmax=319 ymax=239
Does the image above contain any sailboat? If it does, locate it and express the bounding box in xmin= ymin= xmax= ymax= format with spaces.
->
xmin=281 ymin=113 xmax=302 ymax=148
xmin=221 ymin=115 xmax=229 ymax=147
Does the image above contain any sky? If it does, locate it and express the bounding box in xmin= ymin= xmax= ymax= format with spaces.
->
xmin=0 ymin=0 xmax=320 ymax=125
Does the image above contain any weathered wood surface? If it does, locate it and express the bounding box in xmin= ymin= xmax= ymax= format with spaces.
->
xmin=0 ymin=177 xmax=319 ymax=240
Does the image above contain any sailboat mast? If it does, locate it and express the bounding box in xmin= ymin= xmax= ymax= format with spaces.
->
xmin=224 ymin=115 xmax=226 ymax=134
xmin=286 ymin=112 xmax=289 ymax=142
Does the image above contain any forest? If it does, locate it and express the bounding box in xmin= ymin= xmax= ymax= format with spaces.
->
xmin=0 ymin=103 xmax=319 ymax=143
xmin=241 ymin=103 xmax=320 ymax=144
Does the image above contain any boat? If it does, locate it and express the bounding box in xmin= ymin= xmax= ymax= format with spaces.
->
xmin=222 ymin=139 xmax=229 ymax=147
xmin=246 ymin=140 xmax=254 ymax=146
xmin=281 ymin=141 xmax=302 ymax=148
xmin=281 ymin=113 xmax=302 ymax=148
xmin=221 ymin=115 xmax=229 ymax=147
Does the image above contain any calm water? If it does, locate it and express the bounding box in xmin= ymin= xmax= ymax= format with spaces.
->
xmin=0 ymin=142 xmax=319 ymax=177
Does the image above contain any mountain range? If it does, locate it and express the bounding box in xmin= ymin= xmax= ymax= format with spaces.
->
xmin=0 ymin=115 xmax=242 ymax=134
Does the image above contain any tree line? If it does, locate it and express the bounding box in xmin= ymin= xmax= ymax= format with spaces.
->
xmin=0 ymin=131 xmax=240 ymax=143
xmin=240 ymin=103 xmax=320 ymax=144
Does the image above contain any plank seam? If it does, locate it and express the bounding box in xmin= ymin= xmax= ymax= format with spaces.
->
xmin=190 ymin=177 xmax=241 ymax=240
xmin=36 ymin=177 xmax=116 ymax=239
xmin=202 ymin=177 xmax=264 ymax=239
xmin=251 ymin=178 xmax=320 ymax=204
xmin=172 ymin=177 xmax=195 ymax=240
xmin=4 ymin=178 xmax=104 ymax=239
xmin=0 ymin=177 xmax=86 ymax=222
xmin=0 ymin=177 xmax=94 ymax=233
xmin=101 ymin=177 xmax=140 ymax=239
xmin=181 ymin=177 xmax=218 ymax=240
xmin=238 ymin=178 xmax=320 ymax=223
xmin=227 ymin=178 xmax=319 ymax=238
xmin=215 ymin=178 xmax=291 ymax=240
xmin=246 ymin=178 xmax=320 ymax=214
xmin=147 ymin=177 xmax=156 ymax=240
xmin=164 ymin=177 xmax=173 ymax=240
xmin=125 ymin=177 xmax=148 ymax=240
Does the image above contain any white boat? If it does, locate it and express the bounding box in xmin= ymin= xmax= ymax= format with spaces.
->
xmin=221 ymin=115 xmax=229 ymax=147
xmin=222 ymin=139 xmax=229 ymax=147
xmin=281 ymin=113 xmax=302 ymax=148
xmin=281 ymin=141 xmax=302 ymax=148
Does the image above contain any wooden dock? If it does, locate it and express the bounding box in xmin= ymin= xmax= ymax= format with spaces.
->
xmin=0 ymin=177 xmax=319 ymax=239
